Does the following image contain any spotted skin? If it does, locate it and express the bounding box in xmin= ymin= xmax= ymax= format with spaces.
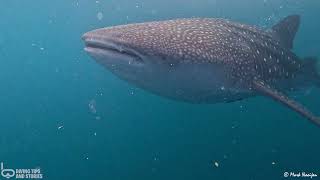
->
xmin=83 ymin=15 xmax=320 ymax=127
xmin=88 ymin=18 xmax=303 ymax=88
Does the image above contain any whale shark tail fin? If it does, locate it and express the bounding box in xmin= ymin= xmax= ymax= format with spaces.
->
xmin=302 ymin=57 xmax=320 ymax=87
xmin=271 ymin=15 xmax=300 ymax=49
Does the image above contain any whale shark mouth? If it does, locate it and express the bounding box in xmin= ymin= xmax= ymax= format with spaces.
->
xmin=83 ymin=38 xmax=144 ymax=64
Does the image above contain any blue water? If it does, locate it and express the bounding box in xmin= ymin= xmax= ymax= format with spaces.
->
xmin=0 ymin=0 xmax=319 ymax=179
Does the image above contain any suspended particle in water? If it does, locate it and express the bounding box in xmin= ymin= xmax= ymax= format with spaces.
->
xmin=89 ymin=99 xmax=97 ymax=114
xmin=97 ymin=12 xmax=103 ymax=21
xmin=214 ymin=161 xmax=219 ymax=167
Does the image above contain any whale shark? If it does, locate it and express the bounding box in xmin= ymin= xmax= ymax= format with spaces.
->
xmin=82 ymin=15 xmax=320 ymax=127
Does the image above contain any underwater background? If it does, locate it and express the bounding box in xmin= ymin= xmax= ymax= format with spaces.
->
xmin=0 ymin=0 xmax=319 ymax=179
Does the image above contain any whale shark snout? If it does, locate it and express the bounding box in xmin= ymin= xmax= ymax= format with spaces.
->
xmin=82 ymin=30 xmax=145 ymax=68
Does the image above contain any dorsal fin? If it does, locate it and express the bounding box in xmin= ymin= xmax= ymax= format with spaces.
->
xmin=271 ymin=15 xmax=300 ymax=49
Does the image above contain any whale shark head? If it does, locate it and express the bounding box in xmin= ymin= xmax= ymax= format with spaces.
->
xmin=82 ymin=27 xmax=151 ymax=81
xmin=82 ymin=22 xmax=182 ymax=87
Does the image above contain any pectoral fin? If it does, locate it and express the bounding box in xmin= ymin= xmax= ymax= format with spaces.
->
xmin=252 ymin=80 xmax=320 ymax=127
